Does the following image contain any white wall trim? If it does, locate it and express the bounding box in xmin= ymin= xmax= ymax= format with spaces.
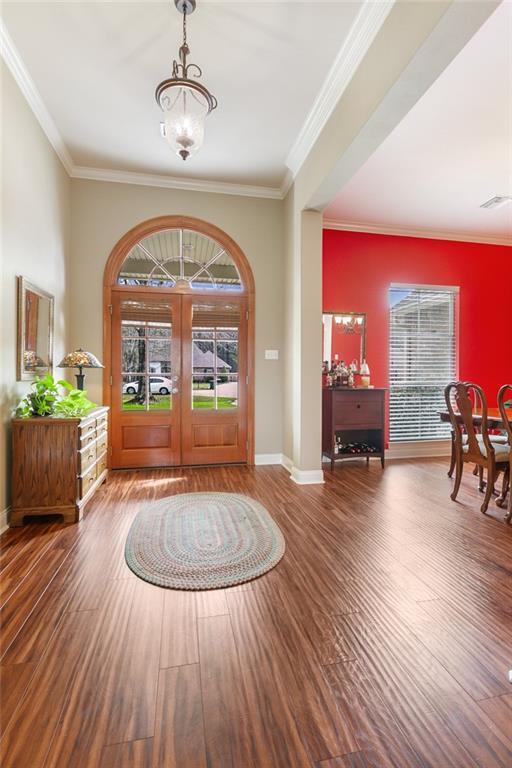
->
xmin=1 ymin=5 xmax=396 ymax=203
xmin=323 ymin=219 xmax=512 ymax=247
xmin=285 ymin=0 xmax=394 ymax=178
xmin=0 ymin=507 xmax=10 ymax=535
xmin=70 ymin=166 xmax=283 ymax=200
xmin=255 ymin=454 xmax=325 ymax=484
xmin=254 ymin=453 xmax=283 ymax=466
xmin=0 ymin=18 xmax=74 ymax=174
xmin=281 ymin=454 xmax=294 ymax=473
xmin=290 ymin=467 xmax=325 ymax=485
xmin=0 ymin=19 xmax=283 ymax=201
xmin=386 ymin=440 xmax=451 ymax=460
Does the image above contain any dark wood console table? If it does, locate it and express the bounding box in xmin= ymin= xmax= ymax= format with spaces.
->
xmin=322 ymin=388 xmax=386 ymax=469
xmin=11 ymin=406 xmax=109 ymax=525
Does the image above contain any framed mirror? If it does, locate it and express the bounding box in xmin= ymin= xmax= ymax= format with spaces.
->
xmin=322 ymin=312 xmax=366 ymax=369
xmin=17 ymin=276 xmax=54 ymax=380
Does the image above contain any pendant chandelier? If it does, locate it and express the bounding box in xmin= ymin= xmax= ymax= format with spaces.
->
xmin=155 ymin=0 xmax=217 ymax=161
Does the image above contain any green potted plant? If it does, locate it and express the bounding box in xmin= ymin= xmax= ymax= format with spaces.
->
xmin=15 ymin=374 xmax=97 ymax=418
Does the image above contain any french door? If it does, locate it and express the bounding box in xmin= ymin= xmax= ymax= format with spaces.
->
xmin=110 ymin=288 xmax=248 ymax=468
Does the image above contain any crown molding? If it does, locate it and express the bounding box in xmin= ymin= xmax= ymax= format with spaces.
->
xmin=0 ymin=18 xmax=74 ymax=174
xmin=323 ymin=219 xmax=512 ymax=247
xmin=285 ymin=0 xmax=394 ymax=180
xmin=279 ymin=169 xmax=294 ymax=200
xmin=1 ymin=2 xmax=395 ymax=203
xmin=70 ymin=165 xmax=283 ymax=199
xmin=0 ymin=18 xmax=283 ymax=200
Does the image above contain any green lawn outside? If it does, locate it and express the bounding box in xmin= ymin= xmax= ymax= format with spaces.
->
xmin=193 ymin=396 xmax=237 ymax=409
xmin=122 ymin=394 xmax=237 ymax=411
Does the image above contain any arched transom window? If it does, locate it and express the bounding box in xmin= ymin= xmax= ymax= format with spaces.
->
xmin=117 ymin=228 xmax=242 ymax=291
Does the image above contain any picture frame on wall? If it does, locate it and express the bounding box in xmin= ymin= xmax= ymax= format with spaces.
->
xmin=16 ymin=276 xmax=54 ymax=381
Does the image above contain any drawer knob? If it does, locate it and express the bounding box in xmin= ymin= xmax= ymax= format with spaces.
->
xmin=357 ymin=404 xmax=361 ymax=408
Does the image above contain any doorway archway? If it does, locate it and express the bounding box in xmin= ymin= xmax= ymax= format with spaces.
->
xmin=103 ymin=216 xmax=255 ymax=468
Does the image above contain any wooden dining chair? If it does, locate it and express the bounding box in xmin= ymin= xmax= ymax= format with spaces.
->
xmin=444 ymin=381 xmax=510 ymax=514
xmin=446 ymin=381 xmax=507 ymax=483
xmin=497 ymin=384 xmax=512 ymax=523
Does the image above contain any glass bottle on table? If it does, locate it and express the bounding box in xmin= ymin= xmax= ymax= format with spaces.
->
xmin=360 ymin=359 xmax=371 ymax=387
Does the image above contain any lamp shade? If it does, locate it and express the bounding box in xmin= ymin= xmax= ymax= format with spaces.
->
xmin=58 ymin=348 xmax=104 ymax=369
xmin=159 ymin=84 xmax=208 ymax=161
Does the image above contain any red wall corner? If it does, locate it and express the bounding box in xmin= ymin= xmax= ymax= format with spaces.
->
xmin=323 ymin=229 xmax=512 ymax=408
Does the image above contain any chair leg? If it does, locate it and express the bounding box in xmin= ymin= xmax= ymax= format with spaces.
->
xmin=507 ymin=461 xmax=512 ymax=523
xmin=478 ymin=466 xmax=485 ymax=492
xmin=451 ymin=455 xmax=463 ymax=502
xmin=496 ymin=466 xmax=509 ymax=508
xmin=448 ymin=432 xmax=456 ymax=478
xmin=481 ymin=464 xmax=495 ymax=514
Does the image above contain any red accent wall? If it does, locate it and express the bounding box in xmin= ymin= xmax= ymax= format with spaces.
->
xmin=323 ymin=229 xmax=512 ymax=407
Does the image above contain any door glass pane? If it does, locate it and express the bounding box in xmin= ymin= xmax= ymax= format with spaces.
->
xmin=117 ymin=229 xmax=242 ymax=291
xmin=192 ymin=335 xmax=216 ymax=409
xmin=191 ymin=303 xmax=240 ymax=410
xmin=217 ymin=329 xmax=239 ymax=408
xmin=120 ymin=300 xmax=173 ymax=411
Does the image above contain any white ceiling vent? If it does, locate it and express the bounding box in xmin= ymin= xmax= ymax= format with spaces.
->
xmin=480 ymin=195 xmax=512 ymax=210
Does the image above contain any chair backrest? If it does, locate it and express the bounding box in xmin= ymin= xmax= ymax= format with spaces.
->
xmin=444 ymin=381 xmax=493 ymax=460
xmin=498 ymin=384 xmax=512 ymax=446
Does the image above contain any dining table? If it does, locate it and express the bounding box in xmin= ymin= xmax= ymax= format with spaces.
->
xmin=439 ymin=406 xmax=512 ymax=430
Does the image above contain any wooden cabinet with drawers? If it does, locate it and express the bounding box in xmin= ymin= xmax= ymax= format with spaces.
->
xmin=11 ymin=406 xmax=109 ymax=525
xmin=322 ymin=388 xmax=386 ymax=469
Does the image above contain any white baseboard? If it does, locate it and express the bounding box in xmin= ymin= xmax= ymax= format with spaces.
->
xmin=386 ymin=439 xmax=451 ymax=460
xmin=0 ymin=507 xmax=10 ymax=535
xmin=257 ymin=453 xmax=325 ymax=484
xmin=281 ymin=454 xmax=293 ymax=473
xmin=254 ymin=453 xmax=284 ymax=466
xmin=290 ymin=467 xmax=325 ymax=485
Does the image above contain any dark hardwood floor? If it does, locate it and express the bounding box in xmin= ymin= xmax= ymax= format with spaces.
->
xmin=1 ymin=458 xmax=511 ymax=767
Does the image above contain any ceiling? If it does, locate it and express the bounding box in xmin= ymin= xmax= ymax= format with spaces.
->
xmin=1 ymin=1 xmax=364 ymax=189
xmin=324 ymin=1 xmax=512 ymax=243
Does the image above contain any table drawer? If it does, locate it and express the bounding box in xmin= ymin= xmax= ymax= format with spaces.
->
xmin=96 ymin=415 xmax=108 ymax=433
xmin=78 ymin=462 xmax=97 ymax=499
xmin=333 ymin=391 xmax=383 ymax=428
xmin=78 ymin=443 xmax=97 ymax=474
xmin=96 ymin=431 xmax=108 ymax=456
xmin=96 ymin=451 xmax=108 ymax=478
xmin=79 ymin=428 xmax=96 ymax=450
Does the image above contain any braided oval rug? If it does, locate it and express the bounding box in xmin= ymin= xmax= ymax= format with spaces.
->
xmin=125 ymin=492 xmax=285 ymax=590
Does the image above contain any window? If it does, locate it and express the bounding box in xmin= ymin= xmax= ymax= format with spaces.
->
xmin=117 ymin=228 xmax=242 ymax=291
xmin=191 ymin=302 xmax=240 ymax=410
xmin=389 ymin=285 xmax=458 ymax=442
xmin=120 ymin=299 xmax=174 ymax=412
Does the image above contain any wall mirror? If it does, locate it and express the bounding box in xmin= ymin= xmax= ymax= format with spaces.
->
xmin=322 ymin=312 xmax=366 ymax=368
xmin=17 ymin=276 xmax=54 ymax=380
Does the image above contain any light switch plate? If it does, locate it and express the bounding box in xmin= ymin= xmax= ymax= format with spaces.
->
xmin=265 ymin=349 xmax=279 ymax=360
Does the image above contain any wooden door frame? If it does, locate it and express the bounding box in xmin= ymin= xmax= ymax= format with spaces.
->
xmin=103 ymin=215 xmax=255 ymax=467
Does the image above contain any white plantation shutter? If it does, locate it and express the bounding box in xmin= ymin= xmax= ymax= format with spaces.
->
xmin=389 ymin=285 xmax=458 ymax=442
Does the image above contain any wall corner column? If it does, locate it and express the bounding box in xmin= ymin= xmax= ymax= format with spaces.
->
xmin=283 ymin=196 xmax=324 ymax=484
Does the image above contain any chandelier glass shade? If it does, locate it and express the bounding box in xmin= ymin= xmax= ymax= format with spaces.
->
xmin=156 ymin=0 xmax=217 ymax=161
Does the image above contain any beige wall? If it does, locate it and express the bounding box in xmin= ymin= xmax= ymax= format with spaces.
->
xmin=281 ymin=1 xmax=495 ymax=479
xmin=69 ymin=179 xmax=284 ymax=456
xmin=0 ymin=64 xmax=70 ymax=521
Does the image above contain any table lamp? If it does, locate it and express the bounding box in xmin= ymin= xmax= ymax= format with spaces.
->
xmin=57 ymin=348 xmax=104 ymax=390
